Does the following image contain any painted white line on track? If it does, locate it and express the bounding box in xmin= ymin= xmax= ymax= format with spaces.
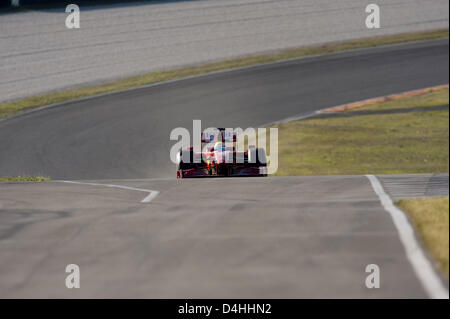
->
xmin=141 ymin=191 xmax=160 ymax=203
xmin=366 ymin=174 xmax=449 ymax=299
xmin=58 ymin=180 xmax=160 ymax=203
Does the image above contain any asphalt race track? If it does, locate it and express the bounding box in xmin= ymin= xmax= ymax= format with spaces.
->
xmin=0 ymin=176 xmax=435 ymax=298
xmin=0 ymin=39 xmax=449 ymax=298
xmin=0 ymin=39 xmax=448 ymax=180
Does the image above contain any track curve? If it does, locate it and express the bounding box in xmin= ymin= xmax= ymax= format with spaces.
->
xmin=0 ymin=38 xmax=448 ymax=180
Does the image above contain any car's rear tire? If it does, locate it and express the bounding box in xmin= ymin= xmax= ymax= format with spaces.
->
xmin=248 ymin=148 xmax=267 ymax=166
xmin=177 ymin=150 xmax=196 ymax=169
xmin=217 ymin=164 xmax=228 ymax=176
xmin=177 ymin=150 xmax=204 ymax=178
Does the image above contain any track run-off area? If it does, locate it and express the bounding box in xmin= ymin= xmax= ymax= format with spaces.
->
xmin=0 ymin=0 xmax=448 ymax=103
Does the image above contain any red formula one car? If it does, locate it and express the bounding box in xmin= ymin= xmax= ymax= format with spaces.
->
xmin=176 ymin=128 xmax=267 ymax=178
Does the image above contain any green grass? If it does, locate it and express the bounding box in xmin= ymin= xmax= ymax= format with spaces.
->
xmin=397 ymin=197 xmax=449 ymax=277
xmin=0 ymin=29 xmax=448 ymax=119
xmin=273 ymin=89 xmax=449 ymax=176
xmin=0 ymin=176 xmax=51 ymax=182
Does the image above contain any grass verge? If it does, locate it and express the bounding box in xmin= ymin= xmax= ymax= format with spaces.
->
xmin=0 ymin=176 xmax=51 ymax=182
xmin=272 ymin=89 xmax=449 ymax=176
xmin=0 ymin=29 xmax=448 ymax=119
xmin=397 ymin=197 xmax=449 ymax=277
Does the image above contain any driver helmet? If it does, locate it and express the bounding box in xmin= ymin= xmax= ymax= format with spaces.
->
xmin=214 ymin=142 xmax=225 ymax=152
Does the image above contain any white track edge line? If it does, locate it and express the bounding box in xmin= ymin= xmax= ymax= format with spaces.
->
xmin=365 ymin=174 xmax=449 ymax=299
xmin=58 ymin=180 xmax=160 ymax=203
